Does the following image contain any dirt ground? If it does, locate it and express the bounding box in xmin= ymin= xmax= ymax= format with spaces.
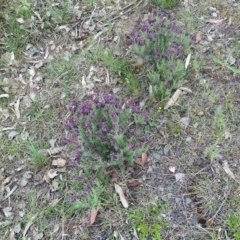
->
xmin=1 ymin=0 xmax=240 ymax=239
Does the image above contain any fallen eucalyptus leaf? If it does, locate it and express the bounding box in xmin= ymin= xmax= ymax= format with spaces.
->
xmin=224 ymin=130 xmax=232 ymax=140
xmin=14 ymin=99 xmax=21 ymax=119
xmin=128 ymin=180 xmax=139 ymax=187
xmin=206 ymin=18 xmax=226 ymax=24
xmin=89 ymin=209 xmax=98 ymax=226
xmin=139 ymin=152 xmax=147 ymax=167
xmin=164 ymin=89 xmax=182 ymax=110
xmin=179 ymin=87 xmax=192 ymax=93
xmin=52 ymin=158 xmax=66 ymax=167
xmin=9 ymin=228 xmax=16 ymax=240
xmin=114 ymin=183 xmax=129 ymax=208
xmin=195 ymin=32 xmax=202 ymax=43
xmin=23 ymin=214 xmax=37 ymax=237
xmin=49 ymin=147 xmax=63 ymax=155
xmin=51 ymin=180 xmax=59 ymax=192
xmin=222 ymin=161 xmax=235 ymax=180
xmin=185 ymin=53 xmax=191 ymax=69
xmin=3 ymin=207 xmax=13 ymax=217
xmin=226 ymin=17 xmax=232 ymax=29
xmin=47 ymin=169 xmax=58 ymax=179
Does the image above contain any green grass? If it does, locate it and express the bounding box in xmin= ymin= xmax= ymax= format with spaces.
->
xmin=95 ymin=49 xmax=139 ymax=94
xmin=0 ymin=0 xmax=71 ymax=57
xmin=150 ymin=0 xmax=178 ymax=8
xmin=227 ymin=213 xmax=240 ymax=240
xmin=45 ymin=55 xmax=80 ymax=84
xmin=27 ymin=141 xmax=50 ymax=168
xmin=125 ymin=203 xmax=169 ymax=239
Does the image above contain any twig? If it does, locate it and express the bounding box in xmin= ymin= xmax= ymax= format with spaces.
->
xmin=100 ymin=0 xmax=143 ymax=22
xmin=208 ymin=191 xmax=230 ymax=223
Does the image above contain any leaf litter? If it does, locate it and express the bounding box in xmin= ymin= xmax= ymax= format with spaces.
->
xmin=1 ymin=0 xmax=240 ymax=239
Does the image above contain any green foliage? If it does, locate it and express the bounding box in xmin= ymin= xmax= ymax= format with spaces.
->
xmin=212 ymin=47 xmax=240 ymax=74
xmin=125 ymin=204 xmax=168 ymax=239
xmin=212 ymin=106 xmax=226 ymax=137
xmin=227 ymin=213 xmax=240 ymax=240
xmin=150 ymin=0 xmax=178 ymax=8
xmin=129 ymin=7 xmax=190 ymax=101
xmin=167 ymin=120 xmax=182 ymax=135
xmin=204 ymin=142 xmax=221 ymax=161
xmin=62 ymin=94 xmax=149 ymax=213
xmin=27 ymin=142 xmax=50 ymax=168
xmin=97 ymin=49 xmax=138 ymax=94
xmin=0 ymin=0 xmax=70 ymax=56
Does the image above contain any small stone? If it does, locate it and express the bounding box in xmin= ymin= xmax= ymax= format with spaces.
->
xmin=153 ymin=152 xmax=161 ymax=159
xmin=186 ymin=137 xmax=192 ymax=142
xmin=197 ymin=111 xmax=204 ymax=116
xmin=186 ymin=198 xmax=192 ymax=205
xmin=147 ymin=166 xmax=153 ymax=173
xmin=191 ymin=217 xmax=198 ymax=226
xmin=212 ymin=12 xmax=217 ymax=18
xmin=163 ymin=146 xmax=169 ymax=156
xmin=19 ymin=211 xmax=25 ymax=217
xmin=175 ymin=198 xmax=181 ymax=204
xmin=27 ymin=46 xmax=39 ymax=57
xmin=3 ymin=207 xmax=12 ymax=217
xmin=209 ymin=7 xmax=216 ymax=11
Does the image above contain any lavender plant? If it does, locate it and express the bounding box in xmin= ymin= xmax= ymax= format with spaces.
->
xmin=128 ymin=7 xmax=190 ymax=100
xmin=61 ymin=94 xmax=149 ymax=212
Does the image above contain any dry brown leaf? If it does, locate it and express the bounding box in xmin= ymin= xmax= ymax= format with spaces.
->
xmin=14 ymin=99 xmax=21 ymax=119
xmin=47 ymin=169 xmax=58 ymax=179
xmin=52 ymin=158 xmax=66 ymax=167
xmin=51 ymin=180 xmax=59 ymax=192
xmin=89 ymin=209 xmax=98 ymax=226
xmin=169 ymin=166 xmax=176 ymax=173
xmin=128 ymin=180 xmax=139 ymax=187
xmin=224 ymin=130 xmax=232 ymax=140
xmin=48 ymin=147 xmax=63 ymax=155
xmin=222 ymin=161 xmax=235 ymax=180
xmin=16 ymin=18 xmax=25 ymax=24
xmin=206 ymin=18 xmax=226 ymax=24
xmin=185 ymin=53 xmax=191 ymax=69
xmin=139 ymin=152 xmax=147 ymax=167
xmin=195 ymin=32 xmax=202 ymax=43
xmin=43 ymin=173 xmax=51 ymax=183
xmin=179 ymin=87 xmax=192 ymax=93
xmin=23 ymin=214 xmax=37 ymax=237
xmin=114 ymin=183 xmax=129 ymax=208
xmin=164 ymin=89 xmax=182 ymax=110
xmin=226 ymin=17 xmax=232 ymax=29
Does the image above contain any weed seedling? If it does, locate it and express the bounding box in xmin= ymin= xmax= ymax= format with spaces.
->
xmin=212 ymin=47 xmax=240 ymax=74
xmin=27 ymin=142 xmax=50 ymax=168
xmin=204 ymin=142 xmax=221 ymax=161
xmin=227 ymin=213 xmax=240 ymax=240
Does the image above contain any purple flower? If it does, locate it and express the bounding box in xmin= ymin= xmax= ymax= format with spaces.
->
xmin=69 ymin=194 xmax=77 ymax=203
xmin=148 ymin=17 xmax=156 ymax=24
